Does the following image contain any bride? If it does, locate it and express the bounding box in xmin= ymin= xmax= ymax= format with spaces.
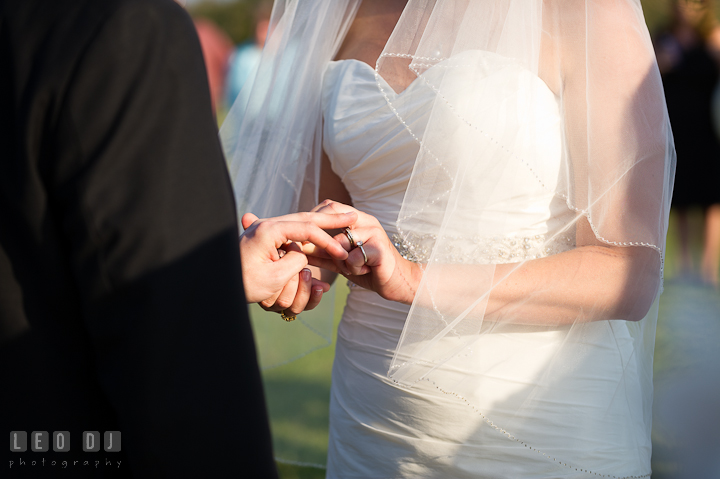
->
xmin=223 ymin=0 xmax=675 ymax=477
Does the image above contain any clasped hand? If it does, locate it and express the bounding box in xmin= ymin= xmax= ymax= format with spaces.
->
xmin=239 ymin=210 xmax=357 ymax=313
xmin=307 ymin=200 xmax=421 ymax=306
xmin=240 ymin=201 xmax=421 ymax=317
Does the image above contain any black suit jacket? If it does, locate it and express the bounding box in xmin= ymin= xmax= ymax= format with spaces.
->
xmin=0 ymin=0 xmax=277 ymax=477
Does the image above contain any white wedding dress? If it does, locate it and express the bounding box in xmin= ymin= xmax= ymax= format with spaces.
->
xmin=321 ymin=55 xmax=651 ymax=479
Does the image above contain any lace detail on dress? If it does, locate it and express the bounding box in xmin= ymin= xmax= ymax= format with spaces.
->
xmin=392 ymin=232 xmax=575 ymax=264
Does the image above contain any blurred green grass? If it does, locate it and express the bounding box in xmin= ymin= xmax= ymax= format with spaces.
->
xmin=253 ymin=282 xmax=350 ymax=479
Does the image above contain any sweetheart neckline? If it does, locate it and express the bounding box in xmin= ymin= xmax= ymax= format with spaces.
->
xmin=327 ymin=54 xmax=560 ymax=102
xmin=326 ymin=58 xmax=429 ymax=96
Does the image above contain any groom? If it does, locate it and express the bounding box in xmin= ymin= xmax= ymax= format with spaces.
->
xmin=0 ymin=0 xmax=353 ymax=477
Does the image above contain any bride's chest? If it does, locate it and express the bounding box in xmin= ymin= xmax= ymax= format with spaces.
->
xmin=320 ymin=54 xmax=571 ymax=244
xmin=321 ymin=59 xmax=429 ymax=196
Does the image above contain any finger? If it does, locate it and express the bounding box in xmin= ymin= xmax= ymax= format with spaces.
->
xmin=333 ymin=231 xmax=352 ymax=251
xmin=303 ymin=278 xmax=328 ymax=311
xmin=269 ymin=271 xmax=300 ymax=312
xmin=312 ymin=205 xmax=335 ymax=215
xmin=312 ymin=278 xmax=331 ymax=293
xmin=310 ymin=199 xmax=335 ymax=212
xmin=335 ymin=228 xmax=373 ymax=275
xmin=302 ymin=211 xmax=357 ymax=230
xmin=271 ymin=221 xmax=349 ymax=260
xmin=292 ymin=209 xmax=356 ymax=248
xmin=241 ymin=212 xmax=260 ymax=230
xmin=282 ymin=241 xmax=303 ymax=254
xmin=313 ymin=200 xmax=355 ymax=215
xmin=344 ymin=231 xmax=374 ymax=276
xmin=327 ymin=231 xmax=353 ymax=274
xmin=345 ymin=247 xmax=369 ymax=276
xmin=301 ymin=242 xmax=334 ymax=259
xmin=306 ymin=256 xmax=344 ymax=273
xmin=286 ymin=268 xmax=313 ymax=315
xmin=268 ymin=250 xmax=310 ymax=286
xmin=270 ymin=210 xmax=356 ymax=230
xmin=259 ymin=289 xmax=282 ymax=311
xmin=257 ymin=251 xmax=310 ymax=310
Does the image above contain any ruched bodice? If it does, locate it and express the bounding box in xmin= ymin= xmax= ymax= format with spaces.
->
xmin=322 ymin=59 xmax=429 ymax=237
xmin=323 ymin=55 xmax=575 ymax=260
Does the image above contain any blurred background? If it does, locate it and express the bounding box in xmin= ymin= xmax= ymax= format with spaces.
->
xmin=184 ymin=1 xmax=720 ymax=477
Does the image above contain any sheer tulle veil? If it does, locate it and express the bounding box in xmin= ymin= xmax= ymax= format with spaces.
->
xmin=222 ymin=0 xmax=675 ymax=473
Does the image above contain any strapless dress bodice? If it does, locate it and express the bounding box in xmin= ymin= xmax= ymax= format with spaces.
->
xmin=322 ymin=59 xmax=431 ymax=238
xmin=322 ymin=53 xmax=575 ymax=262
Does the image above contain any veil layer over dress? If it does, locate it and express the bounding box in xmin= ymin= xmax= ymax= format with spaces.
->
xmin=222 ymin=0 xmax=675 ymax=475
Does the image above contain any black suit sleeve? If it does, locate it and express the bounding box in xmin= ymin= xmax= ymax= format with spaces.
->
xmin=48 ymin=1 xmax=276 ymax=476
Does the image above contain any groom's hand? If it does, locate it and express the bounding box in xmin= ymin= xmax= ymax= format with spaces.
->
xmin=239 ymin=211 xmax=357 ymax=308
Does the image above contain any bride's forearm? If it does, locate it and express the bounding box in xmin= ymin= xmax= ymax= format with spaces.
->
xmin=413 ymin=245 xmax=660 ymax=325
xmin=488 ymin=246 xmax=659 ymax=323
xmin=310 ymin=201 xmax=660 ymax=324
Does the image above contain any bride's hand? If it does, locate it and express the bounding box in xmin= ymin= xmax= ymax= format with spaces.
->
xmin=310 ymin=200 xmax=422 ymax=305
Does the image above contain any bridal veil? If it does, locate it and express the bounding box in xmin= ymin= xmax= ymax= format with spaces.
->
xmin=222 ymin=0 xmax=675 ymax=473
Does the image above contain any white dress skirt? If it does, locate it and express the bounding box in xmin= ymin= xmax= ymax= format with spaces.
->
xmin=321 ymin=58 xmax=651 ymax=479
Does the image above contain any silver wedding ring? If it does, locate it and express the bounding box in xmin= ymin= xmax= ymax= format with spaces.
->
xmin=356 ymin=240 xmax=368 ymax=264
xmin=343 ymin=228 xmax=356 ymax=247
xmin=345 ymin=228 xmax=367 ymax=264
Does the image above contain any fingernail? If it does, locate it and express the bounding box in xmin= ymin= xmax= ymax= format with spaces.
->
xmin=313 ymin=287 xmax=323 ymax=296
xmin=302 ymin=268 xmax=311 ymax=281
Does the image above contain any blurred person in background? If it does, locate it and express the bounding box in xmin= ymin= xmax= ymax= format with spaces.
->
xmin=225 ymin=2 xmax=272 ymax=109
xmin=0 ymin=0 xmax=354 ymax=476
xmin=193 ymin=16 xmax=233 ymax=114
xmin=655 ymin=0 xmax=720 ymax=288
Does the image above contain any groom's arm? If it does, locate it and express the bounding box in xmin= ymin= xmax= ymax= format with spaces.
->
xmin=51 ymin=0 xmax=276 ymax=476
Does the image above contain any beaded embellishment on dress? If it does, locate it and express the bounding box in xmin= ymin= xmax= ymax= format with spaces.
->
xmin=392 ymin=231 xmax=575 ymax=264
